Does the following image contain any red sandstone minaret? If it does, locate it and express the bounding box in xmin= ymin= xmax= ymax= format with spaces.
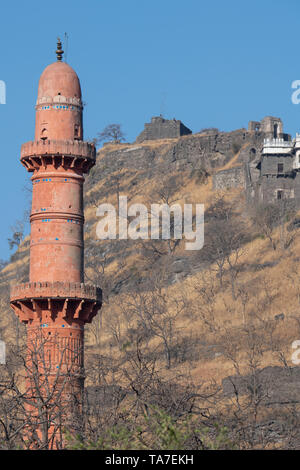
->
xmin=10 ymin=39 xmax=102 ymax=446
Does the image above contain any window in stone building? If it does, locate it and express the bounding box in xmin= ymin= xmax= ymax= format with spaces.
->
xmin=277 ymin=163 xmax=284 ymax=173
xmin=274 ymin=124 xmax=278 ymax=138
xmin=277 ymin=190 xmax=283 ymax=200
xmin=250 ymin=148 xmax=256 ymax=161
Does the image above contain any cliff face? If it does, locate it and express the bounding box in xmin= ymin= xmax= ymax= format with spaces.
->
xmin=83 ymin=129 xmax=267 ymax=292
xmin=94 ymin=128 xmax=264 ymax=178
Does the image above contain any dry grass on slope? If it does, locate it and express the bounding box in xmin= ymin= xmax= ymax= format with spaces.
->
xmin=85 ymin=199 xmax=300 ymax=392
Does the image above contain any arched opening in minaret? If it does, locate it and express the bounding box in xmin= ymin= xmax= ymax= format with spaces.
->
xmin=41 ymin=128 xmax=48 ymax=141
xmin=74 ymin=125 xmax=80 ymax=140
xmin=274 ymin=124 xmax=278 ymax=139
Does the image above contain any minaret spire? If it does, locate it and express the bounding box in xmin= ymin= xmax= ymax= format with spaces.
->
xmin=56 ymin=37 xmax=64 ymax=61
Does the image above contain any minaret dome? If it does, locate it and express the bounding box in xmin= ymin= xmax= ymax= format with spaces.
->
xmin=35 ymin=58 xmax=83 ymax=141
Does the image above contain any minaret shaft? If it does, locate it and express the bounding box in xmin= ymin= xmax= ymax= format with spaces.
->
xmin=30 ymin=167 xmax=84 ymax=283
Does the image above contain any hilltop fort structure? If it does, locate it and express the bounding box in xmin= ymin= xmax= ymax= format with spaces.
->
xmin=248 ymin=116 xmax=290 ymax=141
xmin=234 ymin=116 xmax=300 ymax=205
xmin=255 ymin=128 xmax=300 ymax=203
xmin=133 ymin=114 xmax=300 ymax=206
xmin=9 ymin=40 xmax=102 ymax=447
xmin=136 ymin=115 xmax=192 ymax=142
xmin=211 ymin=116 xmax=300 ymax=206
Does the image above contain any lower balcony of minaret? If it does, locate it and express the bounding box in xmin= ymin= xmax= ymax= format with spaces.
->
xmin=10 ymin=281 xmax=102 ymax=325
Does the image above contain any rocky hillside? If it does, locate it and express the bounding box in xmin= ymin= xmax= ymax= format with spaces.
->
xmin=2 ymin=127 xmax=300 ymax=448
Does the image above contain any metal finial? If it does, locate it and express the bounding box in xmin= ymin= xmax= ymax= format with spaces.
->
xmin=56 ymin=37 xmax=64 ymax=61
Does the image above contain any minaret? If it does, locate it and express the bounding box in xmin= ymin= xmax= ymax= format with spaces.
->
xmin=10 ymin=39 xmax=102 ymax=447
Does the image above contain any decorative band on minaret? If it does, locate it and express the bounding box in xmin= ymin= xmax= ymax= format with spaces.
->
xmin=10 ymin=40 xmax=102 ymax=444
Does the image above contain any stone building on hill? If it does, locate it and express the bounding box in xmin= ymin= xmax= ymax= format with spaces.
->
xmin=213 ymin=115 xmax=300 ymax=207
xmin=256 ymin=133 xmax=300 ymax=204
xmin=248 ymin=116 xmax=290 ymax=141
xmin=136 ymin=116 xmax=192 ymax=142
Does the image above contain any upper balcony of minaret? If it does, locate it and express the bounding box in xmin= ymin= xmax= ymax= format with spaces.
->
xmin=20 ymin=139 xmax=96 ymax=173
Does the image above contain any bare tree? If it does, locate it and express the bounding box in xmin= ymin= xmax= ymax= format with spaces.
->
xmin=8 ymin=220 xmax=24 ymax=251
xmin=204 ymin=197 xmax=247 ymax=298
xmin=0 ymin=330 xmax=84 ymax=450
xmin=118 ymin=275 xmax=185 ymax=369
xmin=250 ymin=199 xmax=296 ymax=252
xmin=96 ymin=124 xmax=125 ymax=145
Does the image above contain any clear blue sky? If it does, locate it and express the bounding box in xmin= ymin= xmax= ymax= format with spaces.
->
xmin=1 ymin=0 xmax=300 ymax=260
